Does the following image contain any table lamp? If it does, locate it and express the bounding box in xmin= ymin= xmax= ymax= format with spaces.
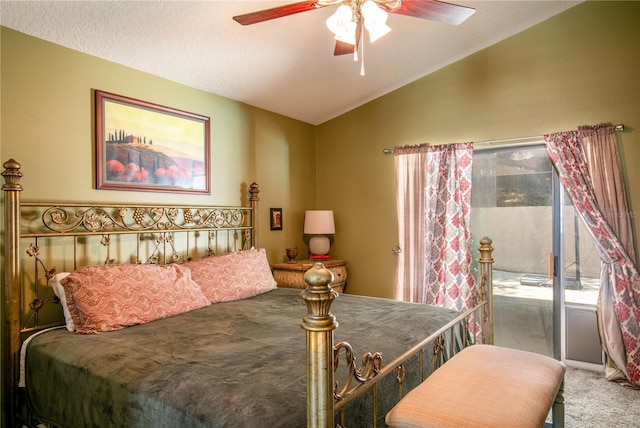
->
xmin=304 ymin=210 xmax=335 ymax=260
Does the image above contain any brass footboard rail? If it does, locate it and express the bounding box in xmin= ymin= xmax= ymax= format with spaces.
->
xmin=334 ymin=302 xmax=484 ymax=411
xmin=301 ymin=238 xmax=495 ymax=428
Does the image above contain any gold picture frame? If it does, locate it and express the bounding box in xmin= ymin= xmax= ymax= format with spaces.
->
xmin=95 ymin=90 xmax=210 ymax=194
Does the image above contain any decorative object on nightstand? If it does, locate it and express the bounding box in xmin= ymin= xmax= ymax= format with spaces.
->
xmin=285 ymin=247 xmax=298 ymax=263
xmin=271 ymin=259 xmax=347 ymax=294
xmin=304 ymin=210 xmax=335 ymax=260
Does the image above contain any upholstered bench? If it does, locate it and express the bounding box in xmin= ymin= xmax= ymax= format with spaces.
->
xmin=386 ymin=345 xmax=566 ymax=428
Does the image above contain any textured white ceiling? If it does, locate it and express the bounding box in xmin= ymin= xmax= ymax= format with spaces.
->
xmin=1 ymin=0 xmax=581 ymax=125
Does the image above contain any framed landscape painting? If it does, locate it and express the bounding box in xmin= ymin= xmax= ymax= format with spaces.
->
xmin=95 ymin=90 xmax=210 ymax=194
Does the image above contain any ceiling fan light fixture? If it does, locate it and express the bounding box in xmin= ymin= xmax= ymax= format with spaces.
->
xmin=367 ymin=22 xmax=391 ymax=43
xmin=326 ymin=4 xmax=357 ymax=45
xmin=333 ymin=25 xmax=357 ymax=45
xmin=361 ymin=0 xmax=391 ymax=43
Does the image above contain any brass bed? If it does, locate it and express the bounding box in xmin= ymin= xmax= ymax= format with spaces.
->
xmin=2 ymin=159 xmax=495 ymax=427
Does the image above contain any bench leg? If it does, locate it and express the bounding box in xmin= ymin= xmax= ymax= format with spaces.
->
xmin=552 ymin=380 xmax=565 ymax=428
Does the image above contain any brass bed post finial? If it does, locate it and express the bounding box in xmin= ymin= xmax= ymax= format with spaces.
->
xmin=2 ymin=159 xmax=23 ymax=426
xmin=478 ymin=237 xmax=495 ymax=345
xmin=249 ymin=182 xmax=260 ymax=248
xmin=300 ymin=263 xmax=337 ymax=428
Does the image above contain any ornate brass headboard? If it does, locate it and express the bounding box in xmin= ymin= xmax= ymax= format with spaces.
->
xmin=2 ymin=158 xmax=260 ymax=426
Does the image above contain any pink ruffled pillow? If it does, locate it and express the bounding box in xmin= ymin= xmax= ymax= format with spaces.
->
xmin=184 ymin=248 xmax=277 ymax=303
xmin=61 ymin=264 xmax=210 ymax=334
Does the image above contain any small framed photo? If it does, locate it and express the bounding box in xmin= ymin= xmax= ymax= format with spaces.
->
xmin=95 ymin=90 xmax=210 ymax=194
xmin=270 ymin=208 xmax=283 ymax=231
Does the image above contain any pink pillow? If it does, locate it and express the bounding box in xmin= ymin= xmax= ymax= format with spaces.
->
xmin=184 ymin=248 xmax=277 ymax=303
xmin=61 ymin=264 xmax=210 ymax=334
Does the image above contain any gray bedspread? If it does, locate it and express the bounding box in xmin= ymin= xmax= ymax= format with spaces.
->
xmin=25 ymin=288 xmax=460 ymax=427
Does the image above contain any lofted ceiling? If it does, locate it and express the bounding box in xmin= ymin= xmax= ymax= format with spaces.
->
xmin=1 ymin=0 xmax=581 ymax=125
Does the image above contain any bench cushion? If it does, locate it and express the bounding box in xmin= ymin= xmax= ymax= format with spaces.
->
xmin=386 ymin=345 xmax=566 ymax=428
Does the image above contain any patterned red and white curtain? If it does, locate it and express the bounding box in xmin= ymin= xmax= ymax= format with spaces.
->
xmin=544 ymin=129 xmax=640 ymax=386
xmin=394 ymin=143 xmax=475 ymax=313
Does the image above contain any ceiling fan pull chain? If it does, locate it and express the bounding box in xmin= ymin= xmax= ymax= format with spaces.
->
xmin=360 ymin=24 xmax=366 ymax=76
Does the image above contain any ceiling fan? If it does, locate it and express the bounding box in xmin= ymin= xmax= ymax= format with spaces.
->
xmin=233 ymin=0 xmax=476 ymax=57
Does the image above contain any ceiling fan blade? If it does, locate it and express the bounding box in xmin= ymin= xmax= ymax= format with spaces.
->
xmin=233 ymin=1 xmax=325 ymax=25
xmin=386 ymin=0 xmax=475 ymax=25
xmin=333 ymin=21 xmax=362 ymax=56
xmin=334 ymin=41 xmax=355 ymax=55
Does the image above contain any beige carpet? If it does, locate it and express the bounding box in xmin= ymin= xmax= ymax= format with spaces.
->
xmin=564 ymin=367 xmax=639 ymax=427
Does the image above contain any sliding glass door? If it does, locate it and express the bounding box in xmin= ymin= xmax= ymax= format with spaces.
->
xmin=472 ymin=144 xmax=555 ymax=356
xmin=472 ymin=144 xmax=602 ymax=366
xmin=556 ymin=180 xmax=603 ymax=368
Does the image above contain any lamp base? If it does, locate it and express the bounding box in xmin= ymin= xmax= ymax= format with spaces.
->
xmin=309 ymin=235 xmax=331 ymax=258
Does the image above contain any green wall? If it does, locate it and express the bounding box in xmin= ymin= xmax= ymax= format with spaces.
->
xmin=0 ymin=27 xmax=317 ymax=425
xmin=5 ymin=3 xmax=638 ymax=300
xmin=0 ymin=27 xmax=318 ymax=261
xmin=317 ymin=1 xmax=640 ymax=298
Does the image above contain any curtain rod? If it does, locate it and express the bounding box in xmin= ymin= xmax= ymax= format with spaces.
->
xmin=382 ymin=124 xmax=627 ymax=154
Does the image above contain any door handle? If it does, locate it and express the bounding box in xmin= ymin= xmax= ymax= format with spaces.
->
xmin=548 ymin=253 xmax=557 ymax=280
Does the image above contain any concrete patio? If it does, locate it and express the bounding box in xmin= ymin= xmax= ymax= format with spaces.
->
xmin=491 ymin=270 xmax=600 ymax=357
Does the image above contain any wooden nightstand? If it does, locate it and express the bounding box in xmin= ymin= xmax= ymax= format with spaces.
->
xmin=271 ymin=259 xmax=347 ymax=293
